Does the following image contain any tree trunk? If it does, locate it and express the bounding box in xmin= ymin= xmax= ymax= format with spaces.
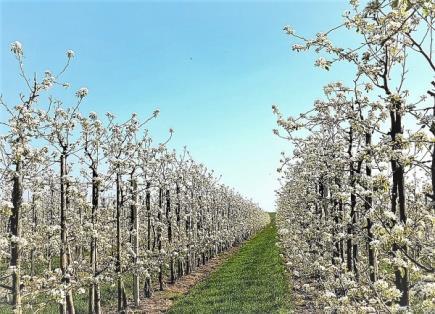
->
xmin=116 ymin=172 xmax=126 ymax=313
xmin=430 ymin=87 xmax=435 ymax=211
xmin=166 ymin=189 xmax=175 ymax=284
xmin=144 ymin=181 xmax=153 ymax=298
xmin=390 ymin=99 xmax=409 ymax=306
xmin=158 ymin=188 xmax=164 ymax=291
xmin=347 ymin=125 xmax=358 ymax=276
xmin=431 ymin=141 xmax=435 ymax=211
xmin=47 ymin=181 xmax=54 ymax=272
xmin=186 ymin=197 xmax=191 ymax=275
xmin=365 ymin=132 xmax=377 ymax=283
xmin=60 ymin=153 xmax=75 ymax=314
xmin=176 ymin=183 xmax=181 ymax=279
xmin=30 ymin=195 xmax=37 ymax=278
xmin=146 ymin=182 xmax=151 ymax=251
xmin=10 ymin=160 xmax=23 ymax=314
xmin=89 ymin=167 xmax=101 ymax=314
xmin=130 ymin=175 xmax=140 ymax=307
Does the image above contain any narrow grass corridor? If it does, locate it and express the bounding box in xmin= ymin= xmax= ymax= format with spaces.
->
xmin=168 ymin=214 xmax=291 ymax=314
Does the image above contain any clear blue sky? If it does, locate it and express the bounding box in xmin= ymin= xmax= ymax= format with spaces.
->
xmin=1 ymin=0 xmax=428 ymax=211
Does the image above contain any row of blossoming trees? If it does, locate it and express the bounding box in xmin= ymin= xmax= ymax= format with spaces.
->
xmin=0 ymin=42 xmax=270 ymax=313
xmin=274 ymin=0 xmax=434 ymax=313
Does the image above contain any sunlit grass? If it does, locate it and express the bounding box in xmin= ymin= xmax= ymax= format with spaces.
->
xmin=168 ymin=213 xmax=291 ymax=314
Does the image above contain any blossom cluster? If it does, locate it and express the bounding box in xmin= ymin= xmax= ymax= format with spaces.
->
xmin=0 ymin=41 xmax=270 ymax=313
xmin=275 ymin=1 xmax=434 ymax=312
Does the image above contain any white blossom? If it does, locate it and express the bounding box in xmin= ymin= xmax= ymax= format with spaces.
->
xmin=10 ymin=41 xmax=23 ymax=56
xmin=75 ymin=87 xmax=88 ymax=99
xmin=66 ymin=49 xmax=75 ymax=58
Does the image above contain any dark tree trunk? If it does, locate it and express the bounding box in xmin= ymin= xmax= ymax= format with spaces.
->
xmin=365 ymin=132 xmax=377 ymax=283
xmin=390 ymin=98 xmax=409 ymax=306
xmin=10 ymin=161 xmax=23 ymax=314
xmin=158 ymin=188 xmax=164 ymax=291
xmin=30 ymin=195 xmax=37 ymax=278
xmin=166 ymin=189 xmax=175 ymax=283
xmin=430 ymin=84 xmax=435 ymax=211
xmin=89 ymin=167 xmax=101 ymax=314
xmin=347 ymin=126 xmax=358 ymax=276
xmin=146 ymin=182 xmax=151 ymax=251
xmin=116 ymin=173 xmax=126 ymax=313
xmin=60 ymin=153 xmax=75 ymax=314
xmin=130 ymin=175 xmax=140 ymax=306
xmin=144 ymin=181 xmax=153 ymax=298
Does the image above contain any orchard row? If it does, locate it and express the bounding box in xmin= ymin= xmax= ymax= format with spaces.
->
xmin=0 ymin=42 xmax=270 ymax=313
xmin=275 ymin=1 xmax=434 ymax=313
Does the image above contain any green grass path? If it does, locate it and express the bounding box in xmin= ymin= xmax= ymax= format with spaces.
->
xmin=168 ymin=214 xmax=291 ymax=314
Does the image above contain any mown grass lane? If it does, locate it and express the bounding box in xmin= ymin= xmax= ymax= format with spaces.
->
xmin=168 ymin=214 xmax=291 ymax=314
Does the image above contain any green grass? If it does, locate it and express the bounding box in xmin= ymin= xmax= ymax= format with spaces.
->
xmin=1 ymin=214 xmax=291 ymax=314
xmin=168 ymin=213 xmax=292 ymax=314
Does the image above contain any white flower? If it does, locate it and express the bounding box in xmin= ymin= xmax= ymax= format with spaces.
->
xmin=0 ymin=201 xmax=13 ymax=217
xmin=364 ymin=83 xmax=373 ymax=92
xmin=271 ymin=104 xmax=278 ymax=114
xmin=324 ymin=291 xmax=336 ymax=299
xmin=350 ymin=0 xmax=359 ymax=6
xmin=383 ymin=210 xmax=397 ymax=221
xmin=89 ymin=112 xmax=97 ymax=120
xmin=1 ymin=200 xmax=14 ymax=210
xmin=292 ymin=44 xmax=305 ymax=52
xmin=315 ymin=57 xmax=331 ymax=70
xmin=10 ymin=235 xmax=27 ymax=246
xmin=10 ymin=41 xmax=23 ymax=56
xmin=127 ymin=247 xmax=137 ymax=258
xmin=66 ymin=50 xmax=75 ymax=58
xmin=278 ymin=228 xmax=289 ymax=236
xmin=391 ymin=224 xmax=404 ymax=237
xmin=42 ymin=70 xmax=55 ymax=89
xmin=283 ymin=25 xmax=294 ymax=35
xmin=75 ymin=87 xmax=88 ymax=99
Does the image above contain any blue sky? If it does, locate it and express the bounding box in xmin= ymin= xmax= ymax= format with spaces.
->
xmin=1 ymin=0 xmax=414 ymax=211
